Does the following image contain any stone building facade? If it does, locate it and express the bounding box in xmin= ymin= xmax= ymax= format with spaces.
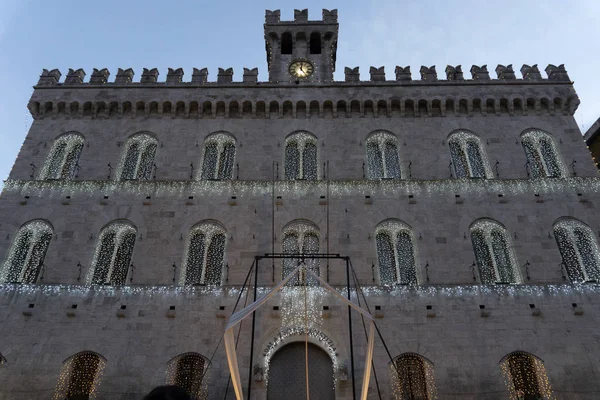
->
xmin=1 ymin=8 xmax=600 ymax=400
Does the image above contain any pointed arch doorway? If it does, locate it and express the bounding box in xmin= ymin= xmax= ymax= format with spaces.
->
xmin=266 ymin=342 xmax=335 ymax=400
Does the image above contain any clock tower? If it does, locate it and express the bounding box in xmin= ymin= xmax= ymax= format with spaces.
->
xmin=264 ymin=9 xmax=339 ymax=83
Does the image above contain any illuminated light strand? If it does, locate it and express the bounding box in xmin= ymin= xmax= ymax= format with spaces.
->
xmin=282 ymin=221 xmax=320 ymax=285
xmin=0 ymin=220 xmax=53 ymax=283
xmin=199 ymin=132 xmax=236 ymax=180
xmin=366 ymin=131 xmax=401 ymax=180
xmin=117 ymin=133 xmax=158 ymax=181
xmin=53 ymin=351 xmax=106 ymax=400
xmin=500 ymin=352 xmax=554 ymax=400
xmin=448 ymin=131 xmax=493 ymax=179
xmin=553 ymin=219 xmax=600 ymax=283
xmin=521 ymin=130 xmax=565 ymax=178
xmin=7 ymin=176 xmax=600 ymax=199
xmin=180 ymin=222 xmax=227 ymax=286
xmin=284 ymin=132 xmax=318 ymax=180
xmin=166 ymin=353 xmax=209 ymax=400
xmin=471 ymin=219 xmax=521 ymax=284
xmin=87 ymin=221 xmax=136 ymax=285
xmin=375 ymin=220 xmax=417 ymax=286
xmin=39 ymin=133 xmax=84 ymax=180
xmin=389 ymin=353 xmax=437 ymax=400
xmin=262 ymin=326 xmax=338 ymax=386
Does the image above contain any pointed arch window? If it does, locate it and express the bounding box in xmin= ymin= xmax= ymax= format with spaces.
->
xmin=470 ymin=219 xmax=520 ymax=284
xmin=166 ymin=352 xmax=210 ymax=400
xmin=375 ymin=220 xmax=417 ymax=285
xmin=181 ymin=222 xmax=227 ymax=286
xmin=88 ymin=221 xmax=136 ymax=285
xmin=0 ymin=220 xmax=52 ymax=284
xmin=389 ymin=353 xmax=437 ymax=400
xmin=282 ymin=221 xmax=320 ymax=285
xmin=500 ymin=351 xmax=553 ymax=400
xmin=553 ymin=218 xmax=600 ymax=282
xmin=119 ymin=133 xmax=157 ymax=180
xmin=53 ymin=351 xmax=107 ymax=400
xmin=200 ymin=132 xmax=236 ymax=180
xmin=40 ymin=132 xmax=84 ymax=180
xmin=366 ymin=132 xmax=401 ymax=179
xmin=285 ymin=132 xmax=318 ymax=180
xmin=521 ymin=129 xmax=565 ymax=178
xmin=448 ymin=131 xmax=491 ymax=178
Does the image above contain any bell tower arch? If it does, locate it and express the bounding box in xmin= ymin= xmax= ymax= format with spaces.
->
xmin=264 ymin=9 xmax=339 ymax=83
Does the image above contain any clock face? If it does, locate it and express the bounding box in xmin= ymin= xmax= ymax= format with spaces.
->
xmin=289 ymin=60 xmax=314 ymax=78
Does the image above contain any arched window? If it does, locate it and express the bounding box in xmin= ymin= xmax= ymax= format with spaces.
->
xmin=281 ymin=32 xmax=292 ymax=54
xmin=119 ymin=132 xmax=157 ymax=180
xmin=199 ymin=132 xmax=236 ymax=180
xmin=88 ymin=221 xmax=136 ymax=285
xmin=448 ymin=131 xmax=491 ymax=178
xmin=282 ymin=220 xmax=320 ymax=285
xmin=500 ymin=351 xmax=553 ymax=400
xmin=1 ymin=220 xmax=52 ymax=284
xmin=40 ymin=132 xmax=84 ymax=180
xmin=553 ymin=218 xmax=600 ymax=282
xmin=521 ymin=129 xmax=565 ymax=178
xmin=166 ymin=352 xmax=210 ymax=400
xmin=389 ymin=353 xmax=437 ymax=400
xmin=284 ymin=132 xmax=318 ymax=180
xmin=470 ymin=219 xmax=520 ymax=284
xmin=375 ymin=220 xmax=417 ymax=285
xmin=366 ymin=131 xmax=402 ymax=179
xmin=180 ymin=221 xmax=227 ymax=286
xmin=53 ymin=351 xmax=106 ymax=400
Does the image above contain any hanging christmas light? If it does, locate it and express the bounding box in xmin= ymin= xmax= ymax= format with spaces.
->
xmin=117 ymin=133 xmax=158 ymax=180
xmin=180 ymin=222 xmax=227 ymax=286
xmin=448 ymin=131 xmax=493 ymax=179
xmin=39 ymin=132 xmax=84 ymax=180
xmin=470 ymin=219 xmax=521 ymax=284
xmin=389 ymin=353 xmax=437 ymax=400
xmin=284 ymin=132 xmax=318 ymax=180
xmin=500 ymin=351 xmax=554 ymax=400
xmin=87 ymin=221 xmax=136 ymax=285
xmin=553 ymin=218 xmax=600 ymax=282
xmin=165 ymin=352 xmax=209 ymax=400
xmin=365 ymin=131 xmax=401 ymax=180
xmin=521 ymin=130 xmax=565 ymax=178
xmin=53 ymin=351 xmax=106 ymax=400
xmin=375 ymin=220 xmax=417 ymax=286
xmin=0 ymin=219 xmax=52 ymax=283
xmin=199 ymin=132 xmax=236 ymax=180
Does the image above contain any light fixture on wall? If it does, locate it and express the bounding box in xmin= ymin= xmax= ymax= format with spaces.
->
xmin=0 ymin=353 xmax=7 ymax=365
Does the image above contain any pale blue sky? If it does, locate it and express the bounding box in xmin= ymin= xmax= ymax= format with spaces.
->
xmin=0 ymin=0 xmax=598 ymax=182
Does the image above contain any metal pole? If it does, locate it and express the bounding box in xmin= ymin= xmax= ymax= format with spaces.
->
xmin=272 ymin=161 xmax=276 ymax=282
xmin=247 ymin=257 xmax=259 ymax=399
xmin=326 ymin=160 xmax=330 ymax=282
xmin=346 ymin=257 xmax=356 ymax=400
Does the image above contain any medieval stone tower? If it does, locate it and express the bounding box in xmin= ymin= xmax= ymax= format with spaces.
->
xmin=1 ymin=8 xmax=599 ymax=400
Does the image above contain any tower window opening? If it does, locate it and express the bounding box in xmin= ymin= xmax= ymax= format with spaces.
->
xmin=310 ymin=32 xmax=321 ymax=54
xmin=281 ymin=32 xmax=293 ymax=54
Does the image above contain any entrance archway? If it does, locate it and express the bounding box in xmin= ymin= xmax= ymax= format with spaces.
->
xmin=267 ymin=342 xmax=335 ymax=400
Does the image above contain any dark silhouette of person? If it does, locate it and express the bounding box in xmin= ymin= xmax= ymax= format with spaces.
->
xmin=143 ymin=385 xmax=191 ymax=400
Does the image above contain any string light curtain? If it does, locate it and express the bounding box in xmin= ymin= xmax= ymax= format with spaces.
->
xmin=470 ymin=219 xmax=521 ymax=284
xmin=87 ymin=221 xmax=136 ymax=285
xmin=199 ymin=132 xmax=236 ymax=180
xmin=282 ymin=220 xmax=320 ymax=286
xmin=166 ymin=353 xmax=209 ymax=400
xmin=389 ymin=353 xmax=437 ymax=400
xmin=366 ymin=131 xmax=402 ymax=180
xmin=180 ymin=221 xmax=227 ymax=286
xmin=284 ymin=132 xmax=318 ymax=180
xmin=553 ymin=218 xmax=600 ymax=282
xmin=40 ymin=132 xmax=84 ymax=180
xmin=500 ymin=351 xmax=554 ymax=400
xmin=53 ymin=351 xmax=107 ymax=400
xmin=375 ymin=220 xmax=418 ymax=285
xmin=521 ymin=130 xmax=565 ymax=178
xmin=448 ymin=131 xmax=492 ymax=179
xmin=0 ymin=219 xmax=53 ymax=284
xmin=119 ymin=132 xmax=158 ymax=180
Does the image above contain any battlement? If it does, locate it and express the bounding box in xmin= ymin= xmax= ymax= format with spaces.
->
xmin=265 ymin=9 xmax=338 ymax=24
xmin=35 ymin=64 xmax=571 ymax=87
